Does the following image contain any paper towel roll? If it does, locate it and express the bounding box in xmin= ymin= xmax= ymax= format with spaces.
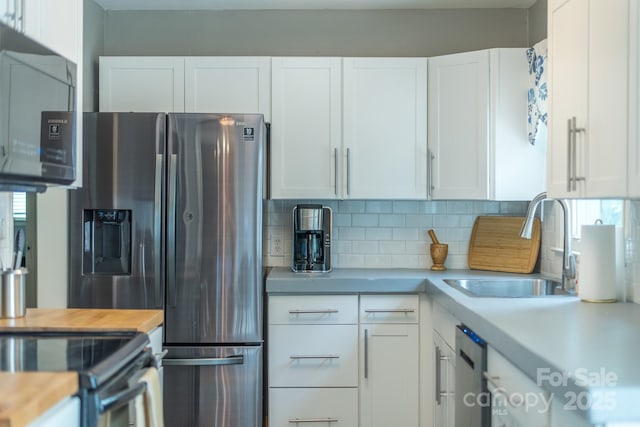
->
xmin=579 ymin=224 xmax=617 ymax=302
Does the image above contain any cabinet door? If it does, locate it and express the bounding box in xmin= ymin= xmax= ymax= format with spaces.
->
xmin=360 ymin=323 xmax=419 ymax=427
xmin=99 ymin=57 xmax=185 ymax=112
xmin=631 ymin=1 xmax=640 ymax=198
xmin=548 ymin=0 xmax=629 ymax=198
xmin=23 ymin=0 xmax=80 ymax=63
xmin=271 ymin=57 xmax=342 ymax=199
xmin=343 ymin=58 xmax=428 ymax=199
xmin=428 ymin=50 xmax=489 ymax=200
xmin=584 ymin=0 xmax=628 ymax=197
xmin=184 ymin=57 xmax=270 ymax=118
xmin=547 ymin=0 xmax=588 ymax=197
xmin=434 ymin=332 xmax=455 ymax=427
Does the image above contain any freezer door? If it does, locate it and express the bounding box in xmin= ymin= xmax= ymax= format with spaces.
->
xmin=165 ymin=114 xmax=264 ymax=344
xmin=68 ymin=113 xmax=166 ymax=309
xmin=163 ymin=345 xmax=263 ymax=427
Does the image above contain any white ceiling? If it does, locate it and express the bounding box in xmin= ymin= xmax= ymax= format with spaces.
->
xmin=94 ymin=0 xmax=537 ymax=11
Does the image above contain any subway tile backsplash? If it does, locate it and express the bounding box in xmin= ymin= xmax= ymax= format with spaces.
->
xmin=265 ymin=199 xmax=528 ymax=269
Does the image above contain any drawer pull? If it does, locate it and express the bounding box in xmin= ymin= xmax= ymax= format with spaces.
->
xmin=288 ymin=418 xmax=339 ymax=424
xmin=290 ymin=355 xmax=340 ymax=360
xmin=364 ymin=309 xmax=415 ymax=314
xmin=483 ymin=372 xmax=524 ymax=407
xmin=289 ymin=309 xmax=339 ymax=314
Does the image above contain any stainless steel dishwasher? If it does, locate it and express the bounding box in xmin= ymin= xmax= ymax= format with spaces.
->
xmin=455 ymin=324 xmax=490 ymax=427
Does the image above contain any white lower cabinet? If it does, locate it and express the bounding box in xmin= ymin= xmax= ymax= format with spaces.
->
xmin=486 ymin=347 xmax=551 ymax=427
xmin=268 ymin=293 xmax=420 ymax=427
xmin=360 ymin=323 xmax=419 ymax=427
xmin=29 ymin=396 xmax=80 ymax=427
xmin=269 ymin=324 xmax=358 ymax=387
xmin=433 ymin=331 xmax=455 ymax=427
xmin=270 ymin=388 xmax=358 ymax=427
xmin=432 ymin=302 xmax=458 ymax=427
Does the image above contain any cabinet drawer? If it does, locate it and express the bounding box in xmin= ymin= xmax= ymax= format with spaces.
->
xmin=360 ymin=294 xmax=419 ymax=324
xmin=268 ymin=324 xmax=358 ymax=387
xmin=269 ymin=295 xmax=358 ymax=325
xmin=269 ymin=387 xmax=358 ymax=427
xmin=487 ymin=347 xmax=550 ymax=427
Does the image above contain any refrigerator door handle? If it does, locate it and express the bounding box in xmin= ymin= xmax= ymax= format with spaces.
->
xmin=163 ymin=354 xmax=245 ymax=366
xmin=167 ymin=153 xmax=178 ymax=308
xmin=154 ymin=153 xmax=163 ymax=308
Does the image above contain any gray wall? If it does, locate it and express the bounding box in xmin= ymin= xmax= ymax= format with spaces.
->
xmin=102 ymin=9 xmax=529 ymax=57
xmin=528 ymin=0 xmax=547 ymax=45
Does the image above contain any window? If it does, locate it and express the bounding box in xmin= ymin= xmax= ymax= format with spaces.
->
xmin=12 ymin=192 xmax=26 ymax=222
xmin=571 ymin=199 xmax=623 ymax=238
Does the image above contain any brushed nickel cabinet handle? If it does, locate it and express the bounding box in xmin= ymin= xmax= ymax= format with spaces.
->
xmin=346 ymin=147 xmax=351 ymax=196
xmin=288 ymin=418 xmax=339 ymax=424
xmin=334 ymin=147 xmax=338 ymax=196
xmin=364 ymin=309 xmax=415 ymax=314
xmin=288 ymin=309 xmax=338 ymax=314
xmin=364 ymin=328 xmax=369 ymax=379
xmin=567 ymin=118 xmax=573 ymax=192
xmin=289 ymin=355 xmax=340 ymax=360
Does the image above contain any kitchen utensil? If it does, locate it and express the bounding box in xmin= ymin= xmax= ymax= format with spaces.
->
xmin=430 ymin=243 xmax=448 ymax=271
xmin=0 ymin=268 xmax=28 ymax=318
xmin=428 ymin=229 xmax=440 ymax=244
xmin=468 ymin=216 xmax=541 ymax=274
xmin=13 ymin=228 xmax=24 ymax=270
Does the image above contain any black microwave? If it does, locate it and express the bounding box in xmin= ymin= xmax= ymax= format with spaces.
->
xmin=0 ymin=22 xmax=76 ymax=192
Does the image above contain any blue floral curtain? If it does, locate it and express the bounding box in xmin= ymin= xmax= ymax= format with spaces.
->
xmin=527 ymin=39 xmax=548 ymax=146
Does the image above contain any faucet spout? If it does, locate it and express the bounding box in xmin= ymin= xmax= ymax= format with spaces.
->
xmin=520 ymin=192 xmax=576 ymax=294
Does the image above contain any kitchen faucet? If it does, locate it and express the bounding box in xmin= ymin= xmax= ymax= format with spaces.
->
xmin=519 ymin=192 xmax=576 ymax=294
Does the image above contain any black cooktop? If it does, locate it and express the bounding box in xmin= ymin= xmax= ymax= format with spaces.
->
xmin=0 ymin=332 xmax=150 ymax=389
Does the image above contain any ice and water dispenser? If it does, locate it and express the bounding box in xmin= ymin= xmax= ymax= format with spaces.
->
xmin=83 ymin=210 xmax=132 ymax=275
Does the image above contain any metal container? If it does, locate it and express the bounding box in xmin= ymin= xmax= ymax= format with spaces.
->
xmin=0 ymin=268 xmax=28 ymax=318
xmin=296 ymin=204 xmax=324 ymax=231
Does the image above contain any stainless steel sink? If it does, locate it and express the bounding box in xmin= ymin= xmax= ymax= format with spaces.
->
xmin=443 ymin=278 xmax=570 ymax=298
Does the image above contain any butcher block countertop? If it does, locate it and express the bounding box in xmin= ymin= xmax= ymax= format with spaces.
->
xmin=0 ymin=308 xmax=164 ymax=333
xmin=0 ymin=308 xmax=163 ymax=426
xmin=0 ymin=372 xmax=78 ymax=427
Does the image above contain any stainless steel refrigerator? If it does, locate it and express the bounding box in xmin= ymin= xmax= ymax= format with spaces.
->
xmin=69 ymin=112 xmax=265 ymax=427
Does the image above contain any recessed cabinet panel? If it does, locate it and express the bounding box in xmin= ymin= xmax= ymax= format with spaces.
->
xmin=269 ymin=388 xmax=358 ymax=427
xmin=428 ymin=48 xmax=543 ymax=201
xmin=428 ymin=50 xmax=488 ymax=200
xmin=99 ymin=57 xmax=185 ymax=112
xmin=360 ymin=323 xmax=419 ymax=427
xmin=270 ymin=57 xmax=342 ymax=199
xmin=184 ymin=57 xmax=271 ymax=119
xmin=268 ymin=294 xmax=358 ymax=325
xmin=343 ymin=58 xmax=428 ymax=199
xmin=548 ymin=0 xmax=629 ymax=198
xmin=269 ymin=324 xmax=358 ymax=387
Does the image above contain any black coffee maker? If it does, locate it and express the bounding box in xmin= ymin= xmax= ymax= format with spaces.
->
xmin=292 ymin=204 xmax=332 ymax=272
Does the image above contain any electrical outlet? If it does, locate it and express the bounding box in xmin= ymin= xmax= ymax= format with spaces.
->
xmin=270 ymin=237 xmax=284 ymax=257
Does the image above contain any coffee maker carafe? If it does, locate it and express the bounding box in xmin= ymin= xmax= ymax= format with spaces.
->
xmin=292 ymin=204 xmax=332 ymax=272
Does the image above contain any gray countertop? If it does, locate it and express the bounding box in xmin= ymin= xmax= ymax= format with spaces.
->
xmin=266 ymin=267 xmax=640 ymax=424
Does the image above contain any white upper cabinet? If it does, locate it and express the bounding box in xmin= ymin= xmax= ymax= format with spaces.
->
xmin=184 ymin=57 xmax=271 ymax=119
xmin=271 ymin=57 xmax=427 ymax=200
xmin=270 ymin=57 xmax=342 ymax=199
xmin=99 ymin=57 xmax=186 ymax=112
xmin=1 ymin=0 xmax=82 ymax=63
xmin=343 ymin=58 xmax=428 ymax=199
xmin=23 ymin=0 xmax=81 ymax=63
xmin=428 ymin=48 xmax=545 ymax=201
xmin=548 ymin=0 xmax=629 ymax=198
xmin=628 ymin=2 xmax=640 ymax=198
